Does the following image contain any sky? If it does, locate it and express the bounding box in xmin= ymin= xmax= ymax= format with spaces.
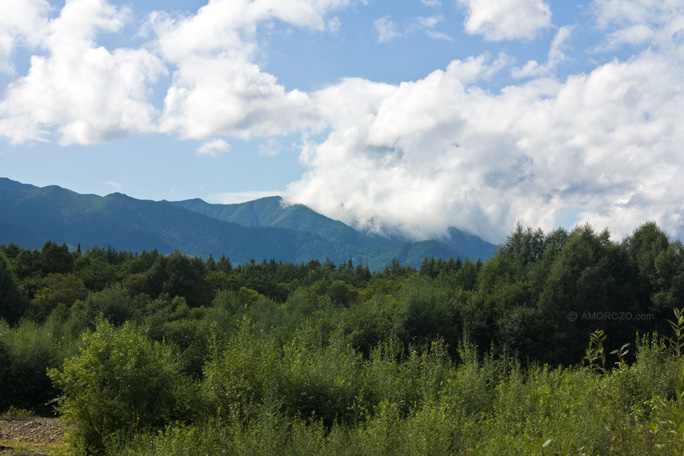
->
xmin=1 ymin=0 xmax=683 ymax=244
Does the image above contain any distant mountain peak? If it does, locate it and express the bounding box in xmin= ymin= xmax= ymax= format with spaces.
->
xmin=0 ymin=177 xmax=38 ymax=193
xmin=0 ymin=177 xmax=497 ymax=268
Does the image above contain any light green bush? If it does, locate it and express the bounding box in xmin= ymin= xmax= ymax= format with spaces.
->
xmin=49 ymin=319 xmax=194 ymax=454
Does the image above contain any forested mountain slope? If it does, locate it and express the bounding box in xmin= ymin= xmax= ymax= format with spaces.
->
xmin=172 ymin=196 xmax=395 ymax=251
xmin=0 ymin=178 xmax=494 ymax=267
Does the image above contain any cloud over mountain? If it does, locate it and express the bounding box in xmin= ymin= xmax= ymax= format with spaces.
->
xmin=1 ymin=0 xmax=684 ymax=244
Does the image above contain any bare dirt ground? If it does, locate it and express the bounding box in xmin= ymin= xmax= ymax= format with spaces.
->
xmin=0 ymin=418 xmax=64 ymax=456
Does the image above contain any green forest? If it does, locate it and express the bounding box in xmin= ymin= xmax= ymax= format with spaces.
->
xmin=1 ymin=221 xmax=684 ymax=455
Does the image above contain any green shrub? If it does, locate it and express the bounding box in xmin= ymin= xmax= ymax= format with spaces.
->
xmin=202 ymin=319 xmax=284 ymax=422
xmin=48 ymin=319 xmax=193 ymax=454
xmin=0 ymin=318 xmax=71 ymax=415
xmin=281 ymin=328 xmax=365 ymax=426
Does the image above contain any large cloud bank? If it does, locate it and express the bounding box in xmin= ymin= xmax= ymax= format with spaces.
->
xmin=1 ymin=0 xmax=684 ymax=243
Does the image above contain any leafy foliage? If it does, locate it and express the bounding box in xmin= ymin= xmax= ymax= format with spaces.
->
xmin=0 ymin=221 xmax=683 ymax=454
xmin=48 ymin=319 xmax=192 ymax=454
xmin=0 ymin=250 xmax=27 ymax=323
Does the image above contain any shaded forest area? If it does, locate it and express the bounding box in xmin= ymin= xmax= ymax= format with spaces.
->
xmin=1 ymin=222 xmax=684 ymax=454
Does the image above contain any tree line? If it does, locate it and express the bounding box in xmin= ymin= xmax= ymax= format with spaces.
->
xmin=1 ymin=221 xmax=684 ymax=454
xmin=2 ymin=221 xmax=682 ymax=363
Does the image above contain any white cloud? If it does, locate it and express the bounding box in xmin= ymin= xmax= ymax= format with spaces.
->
xmin=413 ymin=14 xmax=452 ymax=40
xmin=374 ymin=16 xmax=402 ymax=43
xmin=208 ymin=190 xmax=285 ymax=204
xmin=411 ymin=14 xmax=452 ymax=40
xmin=0 ymin=0 xmax=50 ymax=74
xmin=417 ymin=15 xmax=443 ymax=28
xmin=196 ymin=139 xmax=231 ymax=157
xmin=105 ymin=180 xmax=123 ymax=192
xmin=594 ymin=0 xmax=683 ymax=29
xmin=151 ymin=0 xmax=347 ymax=139
xmin=426 ymin=30 xmax=454 ymax=41
xmin=420 ymin=0 xmax=442 ymax=7
xmin=289 ymin=42 xmax=684 ymax=242
xmin=593 ymin=0 xmax=684 ymax=49
xmin=0 ymin=0 xmax=163 ymax=145
xmin=512 ymin=25 xmax=575 ymax=78
xmin=458 ymin=0 xmax=552 ymax=41
xmin=0 ymin=0 xmax=353 ymax=144
xmin=2 ymin=0 xmax=684 ymax=245
xmin=150 ymin=0 xmax=353 ymax=58
xmin=158 ymin=54 xmax=315 ymax=139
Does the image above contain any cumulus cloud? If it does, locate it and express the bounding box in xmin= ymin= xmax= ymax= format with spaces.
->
xmin=150 ymin=0 xmax=349 ymax=139
xmin=458 ymin=0 xmax=552 ymax=41
xmin=0 ymin=0 xmax=50 ymax=73
xmin=158 ymin=54 xmax=314 ymax=139
xmin=0 ymin=0 xmax=163 ymax=145
xmin=283 ymin=2 xmax=684 ymax=242
xmin=288 ymin=38 xmax=684 ymax=242
xmin=196 ymin=139 xmax=230 ymax=157
xmin=593 ymin=0 xmax=684 ymax=48
xmin=0 ymin=0 xmax=351 ymax=144
xmin=3 ymin=0 xmax=684 ymax=245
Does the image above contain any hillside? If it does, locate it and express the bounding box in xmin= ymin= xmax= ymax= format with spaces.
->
xmin=0 ymin=177 xmax=496 ymax=267
xmin=172 ymin=197 xmax=395 ymax=251
xmin=173 ymin=196 xmax=497 ymax=262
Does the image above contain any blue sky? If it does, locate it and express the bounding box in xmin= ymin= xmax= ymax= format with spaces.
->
xmin=1 ymin=0 xmax=683 ymax=243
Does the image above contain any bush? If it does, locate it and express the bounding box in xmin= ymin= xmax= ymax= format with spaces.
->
xmin=0 ymin=318 xmax=72 ymax=415
xmin=48 ymin=319 xmax=194 ymax=454
xmin=202 ymin=319 xmax=284 ymax=422
xmin=281 ymin=328 xmax=365 ymax=426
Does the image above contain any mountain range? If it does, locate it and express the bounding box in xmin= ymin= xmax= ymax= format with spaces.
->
xmin=0 ymin=177 xmax=497 ymax=269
